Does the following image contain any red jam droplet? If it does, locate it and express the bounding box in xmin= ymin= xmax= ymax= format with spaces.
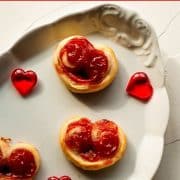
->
xmin=8 ymin=149 xmax=36 ymax=178
xmin=126 ymin=72 xmax=153 ymax=101
xmin=60 ymin=37 xmax=108 ymax=84
xmin=11 ymin=68 xmax=37 ymax=96
xmin=65 ymin=118 xmax=120 ymax=162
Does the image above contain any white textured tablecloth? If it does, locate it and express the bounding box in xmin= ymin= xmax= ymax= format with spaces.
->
xmin=0 ymin=2 xmax=180 ymax=179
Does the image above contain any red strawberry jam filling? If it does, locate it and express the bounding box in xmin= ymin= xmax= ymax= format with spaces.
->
xmin=92 ymin=120 xmax=119 ymax=157
xmin=65 ymin=118 xmax=120 ymax=162
xmin=0 ymin=148 xmax=36 ymax=178
xmin=65 ymin=118 xmax=93 ymax=154
xmin=59 ymin=37 xmax=108 ymax=84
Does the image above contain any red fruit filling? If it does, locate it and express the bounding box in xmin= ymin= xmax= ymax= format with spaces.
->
xmin=92 ymin=119 xmax=119 ymax=158
xmin=0 ymin=148 xmax=36 ymax=178
xmin=59 ymin=37 xmax=108 ymax=84
xmin=65 ymin=118 xmax=93 ymax=153
xmin=65 ymin=118 xmax=120 ymax=162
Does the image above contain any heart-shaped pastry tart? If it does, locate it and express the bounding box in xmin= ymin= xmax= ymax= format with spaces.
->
xmin=54 ymin=35 xmax=118 ymax=93
xmin=60 ymin=117 xmax=127 ymax=170
xmin=11 ymin=68 xmax=37 ymax=96
xmin=0 ymin=137 xmax=40 ymax=179
xmin=126 ymin=72 xmax=153 ymax=101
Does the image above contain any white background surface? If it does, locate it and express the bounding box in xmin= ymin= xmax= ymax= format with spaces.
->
xmin=0 ymin=1 xmax=180 ymax=180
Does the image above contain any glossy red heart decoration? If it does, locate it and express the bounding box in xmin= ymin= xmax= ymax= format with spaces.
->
xmin=48 ymin=176 xmax=71 ymax=180
xmin=11 ymin=68 xmax=37 ymax=96
xmin=48 ymin=176 xmax=59 ymax=180
xmin=126 ymin=72 xmax=153 ymax=102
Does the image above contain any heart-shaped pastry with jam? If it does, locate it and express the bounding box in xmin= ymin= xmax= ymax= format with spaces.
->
xmin=0 ymin=137 xmax=40 ymax=179
xmin=126 ymin=72 xmax=153 ymax=102
xmin=11 ymin=68 xmax=37 ymax=96
xmin=54 ymin=35 xmax=118 ymax=93
xmin=60 ymin=117 xmax=127 ymax=170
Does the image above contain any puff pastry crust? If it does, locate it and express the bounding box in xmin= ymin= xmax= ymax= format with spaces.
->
xmin=0 ymin=137 xmax=40 ymax=179
xmin=60 ymin=117 xmax=127 ymax=171
xmin=54 ymin=35 xmax=118 ymax=93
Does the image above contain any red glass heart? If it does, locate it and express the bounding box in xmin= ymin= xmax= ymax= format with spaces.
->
xmin=48 ymin=176 xmax=59 ymax=180
xmin=126 ymin=72 xmax=153 ymax=101
xmin=48 ymin=176 xmax=71 ymax=180
xmin=59 ymin=176 xmax=71 ymax=180
xmin=11 ymin=68 xmax=37 ymax=96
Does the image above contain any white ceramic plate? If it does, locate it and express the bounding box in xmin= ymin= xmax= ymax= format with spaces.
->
xmin=0 ymin=4 xmax=169 ymax=180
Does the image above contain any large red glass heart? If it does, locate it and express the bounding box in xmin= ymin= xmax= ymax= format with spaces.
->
xmin=11 ymin=68 xmax=37 ymax=96
xmin=126 ymin=72 xmax=153 ymax=102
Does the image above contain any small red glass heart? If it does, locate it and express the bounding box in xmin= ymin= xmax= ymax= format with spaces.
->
xmin=126 ymin=72 xmax=153 ymax=101
xmin=48 ymin=176 xmax=71 ymax=180
xmin=11 ymin=68 xmax=37 ymax=96
xmin=48 ymin=176 xmax=60 ymax=180
xmin=59 ymin=176 xmax=71 ymax=180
